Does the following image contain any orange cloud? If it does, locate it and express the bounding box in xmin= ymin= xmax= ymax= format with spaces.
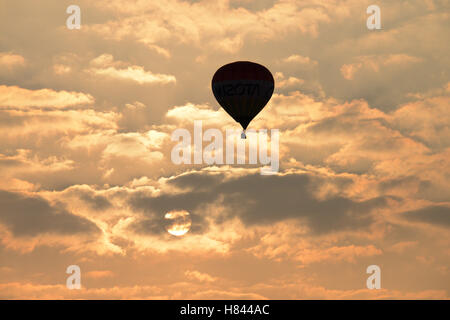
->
xmin=0 ymin=52 xmax=25 ymax=69
xmin=341 ymin=54 xmax=422 ymax=80
xmin=0 ymin=85 xmax=94 ymax=109
xmin=185 ymin=270 xmax=217 ymax=283
xmin=85 ymin=270 xmax=115 ymax=279
xmin=86 ymin=0 xmax=343 ymax=53
xmin=87 ymin=54 xmax=176 ymax=84
xmin=274 ymin=72 xmax=304 ymax=89
xmin=282 ymin=54 xmax=318 ymax=67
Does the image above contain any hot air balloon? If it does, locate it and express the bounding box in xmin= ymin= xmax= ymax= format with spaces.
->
xmin=212 ymin=61 xmax=274 ymax=139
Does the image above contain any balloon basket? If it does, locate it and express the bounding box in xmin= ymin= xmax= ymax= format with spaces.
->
xmin=241 ymin=131 xmax=247 ymax=139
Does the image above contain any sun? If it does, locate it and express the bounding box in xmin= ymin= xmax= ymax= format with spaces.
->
xmin=164 ymin=210 xmax=192 ymax=236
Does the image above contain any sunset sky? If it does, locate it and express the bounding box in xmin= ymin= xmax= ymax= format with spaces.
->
xmin=0 ymin=0 xmax=449 ymax=299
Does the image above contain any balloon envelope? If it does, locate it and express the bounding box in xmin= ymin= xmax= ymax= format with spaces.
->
xmin=212 ymin=61 xmax=274 ymax=130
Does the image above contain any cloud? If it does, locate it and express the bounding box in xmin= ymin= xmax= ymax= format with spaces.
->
xmin=0 ymin=278 xmax=447 ymax=299
xmin=87 ymin=54 xmax=176 ymax=85
xmin=0 ymin=85 xmax=94 ymax=109
xmin=184 ymin=270 xmax=217 ymax=283
xmin=0 ymin=52 xmax=25 ymax=69
xmin=64 ymin=129 xmax=168 ymax=184
xmin=0 ymin=109 xmax=119 ymax=149
xmin=101 ymin=132 xmax=165 ymax=162
xmin=53 ymin=64 xmax=71 ymax=75
xmin=128 ymin=170 xmax=390 ymax=235
xmin=91 ymin=66 xmax=176 ymax=85
xmin=0 ymin=190 xmax=100 ymax=237
xmin=282 ymin=54 xmax=318 ymax=67
xmin=229 ymin=0 xmax=277 ymax=12
xmin=0 ymin=149 xmax=74 ymax=173
xmin=295 ymin=244 xmax=382 ymax=264
xmin=391 ymin=94 xmax=450 ymax=151
xmin=402 ymin=206 xmax=450 ymax=228
xmin=62 ymin=185 xmax=113 ymax=211
xmin=85 ymin=270 xmax=115 ymax=279
xmin=388 ymin=241 xmax=418 ymax=253
xmin=166 ymin=103 xmax=232 ymax=126
xmin=245 ymin=219 xmax=384 ymax=264
xmin=0 ymin=282 xmax=166 ymax=299
xmin=87 ymin=0 xmax=341 ymax=53
xmin=340 ymin=54 xmax=423 ymax=80
xmin=274 ymin=72 xmax=304 ymax=89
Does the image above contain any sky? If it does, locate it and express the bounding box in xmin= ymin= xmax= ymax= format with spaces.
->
xmin=0 ymin=0 xmax=449 ymax=299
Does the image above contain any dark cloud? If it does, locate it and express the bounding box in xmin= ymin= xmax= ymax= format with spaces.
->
xmin=130 ymin=190 xmax=212 ymax=214
xmin=131 ymin=215 xmax=167 ymax=235
xmin=307 ymin=115 xmax=363 ymax=136
xmin=379 ymin=176 xmax=420 ymax=192
xmin=0 ymin=190 xmax=100 ymax=236
xmin=129 ymin=171 xmax=391 ymax=235
xmin=0 ymin=112 xmax=27 ymax=127
xmin=0 ymin=158 xmax=22 ymax=167
xmin=229 ymin=0 xmax=277 ymax=12
xmin=80 ymin=193 xmax=111 ymax=211
xmin=402 ymin=205 xmax=450 ymax=228
xmin=70 ymin=189 xmax=112 ymax=211
xmin=216 ymin=173 xmax=389 ymax=234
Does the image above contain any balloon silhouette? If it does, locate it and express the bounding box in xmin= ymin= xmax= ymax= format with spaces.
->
xmin=212 ymin=61 xmax=274 ymax=139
